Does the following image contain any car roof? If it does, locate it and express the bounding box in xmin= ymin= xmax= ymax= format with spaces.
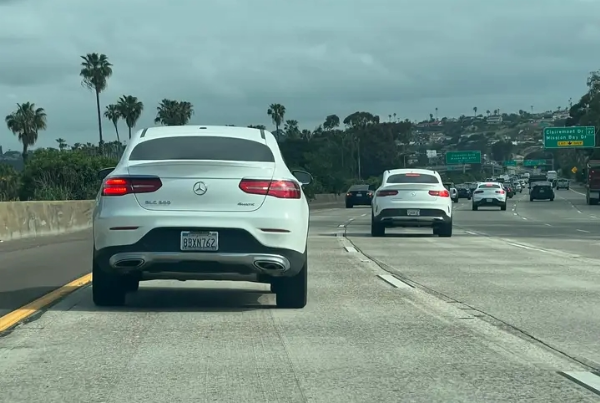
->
xmin=384 ymin=168 xmax=438 ymax=177
xmin=477 ymin=182 xmax=502 ymax=186
xmin=348 ymin=184 xmax=369 ymax=190
xmin=134 ymin=125 xmax=271 ymax=142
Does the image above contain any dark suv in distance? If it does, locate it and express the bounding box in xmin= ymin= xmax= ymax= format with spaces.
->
xmin=530 ymin=182 xmax=555 ymax=201
xmin=345 ymin=184 xmax=374 ymax=208
xmin=456 ymin=184 xmax=472 ymax=200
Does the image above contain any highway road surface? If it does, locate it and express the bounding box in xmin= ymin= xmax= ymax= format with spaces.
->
xmin=1 ymin=190 xmax=600 ymax=402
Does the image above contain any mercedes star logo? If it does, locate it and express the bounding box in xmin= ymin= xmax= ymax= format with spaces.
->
xmin=193 ymin=181 xmax=207 ymax=195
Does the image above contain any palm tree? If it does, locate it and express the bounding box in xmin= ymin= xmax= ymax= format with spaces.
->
xmin=154 ymin=99 xmax=194 ymax=125
xmin=267 ymin=103 xmax=286 ymax=141
xmin=79 ymin=53 xmax=113 ymax=147
xmin=104 ymin=104 xmax=121 ymax=142
xmin=5 ymin=102 xmax=47 ymax=161
xmin=473 ymin=106 xmax=478 ymax=116
xmin=117 ymin=95 xmax=144 ymax=139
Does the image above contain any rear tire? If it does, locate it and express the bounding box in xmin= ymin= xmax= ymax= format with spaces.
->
xmin=472 ymin=204 xmax=478 ymax=211
xmin=437 ymin=221 xmax=453 ymax=237
xmin=92 ymin=259 xmax=126 ymax=307
xmin=275 ymin=258 xmax=307 ymax=309
xmin=346 ymin=202 xmax=353 ymax=208
xmin=550 ymin=198 xmax=554 ymax=201
xmin=530 ymin=197 xmax=534 ymax=202
xmin=453 ymin=198 xmax=458 ymax=203
xmin=500 ymin=204 xmax=507 ymax=211
xmin=371 ymin=213 xmax=385 ymax=237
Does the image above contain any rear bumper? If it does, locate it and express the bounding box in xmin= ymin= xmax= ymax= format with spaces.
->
xmin=473 ymin=198 xmax=506 ymax=206
xmin=531 ymin=195 xmax=553 ymax=200
xmin=94 ymin=227 xmax=306 ymax=280
xmin=374 ymin=208 xmax=451 ymax=227
xmin=346 ymin=197 xmax=372 ymax=205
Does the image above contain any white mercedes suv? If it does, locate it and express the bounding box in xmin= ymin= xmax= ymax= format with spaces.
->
xmin=93 ymin=125 xmax=313 ymax=309
xmin=371 ymin=169 xmax=453 ymax=237
xmin=471 ymin=182 xmax=507 ymax=211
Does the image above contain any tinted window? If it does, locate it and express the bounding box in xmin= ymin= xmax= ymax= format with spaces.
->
xmin=387 ymin=173 xmax=439 ymax=184
xmin=478 ymin=184 xmax=501 ymax=189
xmin=129 ymin=136 xmax=275 ymax=162
xmin=348 ymin=185 xmax=369 ymax=191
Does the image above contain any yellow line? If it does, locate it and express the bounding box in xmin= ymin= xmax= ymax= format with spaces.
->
xmin=0 ymin=273 xmax=92 ymax=333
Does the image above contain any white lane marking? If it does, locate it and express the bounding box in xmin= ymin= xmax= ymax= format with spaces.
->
xmin=545 ymin=223 xmax=552 ymax=227
xmin=348 ymin=218 xmax=355 ymax=222
xmin=338 ymin=224 xmax=345 ymax=228
xmin=576 ymin=229 xmax=590 ymax=233
xmin=465 ymin=231 xmax=479 ymax=235
xmin=559 ymin=371 xmax=600 ymax=395
xmin=513 ymin=213 xmax=518 ymax=216
xmin=377 ymin=274 xmax=413 ymax=289
xmin=578 ymin=210 xmax=582 ymax=214
xmin=591 ymin=216 xmax=597 ymax=219
xmin=569 ymin=188 xmax=586 ymax=196
xmin=361 ymin=213 xmax=367 ymax=216
xmin=522 ymin=217 xmax=527 ymax=220
xmin=507 ymin=242 xmax=549 ymax=253
xmin=344 ymin=246 xmax=357 ymax=253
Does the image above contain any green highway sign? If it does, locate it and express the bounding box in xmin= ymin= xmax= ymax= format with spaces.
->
xmin=504 ymin=160 xmax=517 ymax=166
xmin=523 ymin=159 xmax=546 ymax=166
xmin=445 ymin=150 xmax=481 ymax=165
xmin=543 ymin=126 xmax=595 ymax=149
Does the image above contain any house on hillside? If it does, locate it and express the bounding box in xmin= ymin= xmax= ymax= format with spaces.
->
xmin=487 ymin=115 xmax=503 ymax=125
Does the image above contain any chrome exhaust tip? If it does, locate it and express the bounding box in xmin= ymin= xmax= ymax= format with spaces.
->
xmin=114 ymin=259 xmax=144 ymax=268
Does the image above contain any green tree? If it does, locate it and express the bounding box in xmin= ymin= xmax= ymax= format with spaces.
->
xmin=117 ymin=95 xmax=144 ymax=139
xmin=5 ymin=102 xmax=48 ymax=162
xmin=104 ymin=104 xmax=121 ymax=143
xmin=80 ymin=53 xmax=113 ymax=146
xmin=267 ymin=103 xmax=286 ymax=141
xmin=154 ymin=99 xmax=194 ymax=125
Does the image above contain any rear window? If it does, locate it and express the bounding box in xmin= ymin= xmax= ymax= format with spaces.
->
xmin=387 ymin=173 xmax=439 ymax=184
xmin=478 ymin=184 xmax=500 ymax=189
xmin=129 ymin=136 xmax=275 ymax=162
xmin=348 ymin=185 xmax=369 ymax=191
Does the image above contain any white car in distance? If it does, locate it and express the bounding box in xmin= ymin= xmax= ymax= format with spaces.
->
xmin=471 ymin=182 xmax=507 ymax=211
xmin=371 ymin=169 xmax=453 ymax=237
xmin=93 ymin=125 xmax=312 ymax=309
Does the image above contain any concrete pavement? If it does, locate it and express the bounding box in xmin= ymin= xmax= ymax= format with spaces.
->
xmin=1 ymin=204 xmax=600 ymax=401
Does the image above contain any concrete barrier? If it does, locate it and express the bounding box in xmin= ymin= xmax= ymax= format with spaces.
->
xmin=0 ymin=194 xmax=344 ymax=242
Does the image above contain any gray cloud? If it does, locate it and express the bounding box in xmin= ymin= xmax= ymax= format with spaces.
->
xmin=1 ymin=0 xmax=600 ymax=150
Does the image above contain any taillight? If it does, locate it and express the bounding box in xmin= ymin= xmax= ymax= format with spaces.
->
xmin=429 ymin=190 xmax=449 ymax=197
xmin=346 ymin=192 xmax=351 ymax=196
xmin=102 ymin=176 xmax=162 ymax=196
xmin=496 ymin=190 xmax=505 ymax=194
xmin=239 ymin=179 xmax=301 ymax=199
xmin=376 ymin=190 xmax=398 ymax=196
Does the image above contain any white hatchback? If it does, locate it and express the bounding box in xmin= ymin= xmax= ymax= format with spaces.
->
xmin=93 ymin=125 xmax=312 ymax=309
xmin=371 ymin=169 xmax=453 ymax=237
xmin=471 ymin=182 xmax=507 ymax=210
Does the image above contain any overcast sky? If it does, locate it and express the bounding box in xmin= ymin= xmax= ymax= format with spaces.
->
xmin=1 ymin=0 xmax=600 ymax=151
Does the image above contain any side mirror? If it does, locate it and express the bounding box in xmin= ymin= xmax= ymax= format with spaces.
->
xmin=291 ymin=170 xmax=312 ymax=185
xmin=98 ymin=167 xmax=115 ymax=181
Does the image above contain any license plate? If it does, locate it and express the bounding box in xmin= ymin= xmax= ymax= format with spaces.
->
xmin=486 ymin=198 xmax=493 ymax=202
xmin=356 ymin=193 xmax=362 ymax=196
xmin=540 ymin=190 xmax=544 ymax=193
xmin=407 ymin=209 xmax=420 ymax=216
xmin=180 ymin=231 xmax=218 ymax=251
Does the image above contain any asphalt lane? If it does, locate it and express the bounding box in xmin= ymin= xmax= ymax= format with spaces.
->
xmin=0 ymin=230 xmax=92 ymax=319
xmin=453 ymin=187 xmax=600 ymax=260
xmin=1 ymin=206 xmax=600 ymax=401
